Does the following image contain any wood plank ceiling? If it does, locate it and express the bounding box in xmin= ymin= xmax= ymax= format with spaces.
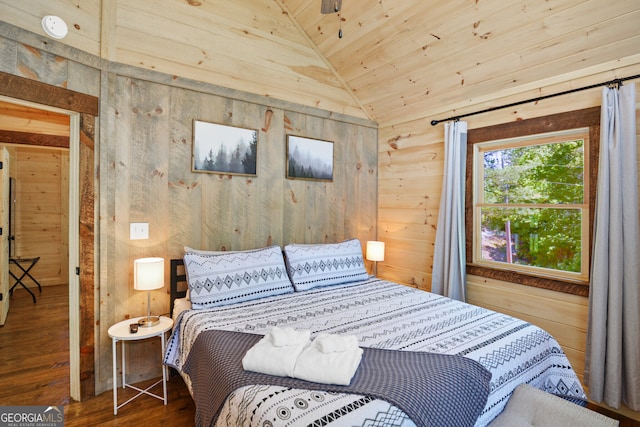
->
xmin=284 ymin=0 xmax=640 ymax=126
xmin=1 ymin=0 xmax=639 ymax=127
xmin=0 ymin=100 xmax=70 ymax=147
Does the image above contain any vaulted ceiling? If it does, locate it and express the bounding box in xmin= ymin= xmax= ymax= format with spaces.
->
xmin=284 ymin=0 xmax=640 ymax=126
xmin=1 ymin=0 xmax=639 ymax=128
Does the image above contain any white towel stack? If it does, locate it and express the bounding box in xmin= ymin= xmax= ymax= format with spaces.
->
xmin=293 ymin=332 xmax=363 ymax=385
xmin=243 ymin=328 xmax=363 ymax=386
xmin=242 ymin=326 xmax=310 ymax=377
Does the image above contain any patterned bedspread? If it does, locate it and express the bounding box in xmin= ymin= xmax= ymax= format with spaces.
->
xmin=165 ymin=278 xmax=587 ymax=426
xmin=184 ymin=330 xmax=491 ymax=427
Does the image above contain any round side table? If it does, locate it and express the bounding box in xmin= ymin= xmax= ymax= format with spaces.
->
xmin=108 ymin=316 xmax=173 ymax=415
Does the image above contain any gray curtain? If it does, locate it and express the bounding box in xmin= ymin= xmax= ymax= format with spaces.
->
xmin=431 ymin=121 xmax=467 ymax=301
xmin=585 ymin=83 xmax=640 ymax=410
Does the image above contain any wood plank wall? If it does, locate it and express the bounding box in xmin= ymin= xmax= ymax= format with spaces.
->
xmin=3 ymin=145 xmax=69 ymax=287
xmin=377 ymin=70 xmax=640 ymax=421
xmin=0 ymin=23 xmax=377 ymax=397
xmin=97 ymin=71 xmax=378 ymax=392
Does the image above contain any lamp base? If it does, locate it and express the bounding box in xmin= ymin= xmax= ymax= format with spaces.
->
xmin=138 ymin=316 xmax=160 ymax=327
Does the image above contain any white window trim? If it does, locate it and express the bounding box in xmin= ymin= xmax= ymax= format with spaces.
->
xmin=471 ymin=128 xmax=590 ymax=283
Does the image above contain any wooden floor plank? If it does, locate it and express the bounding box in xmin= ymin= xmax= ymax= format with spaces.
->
xmin=65 ymin=377 xmax=196 ymax=426
xmin=0 ymin=284 xmax=71 ymax=407
xmin=0 ymin=284 xmax=195 ymax=425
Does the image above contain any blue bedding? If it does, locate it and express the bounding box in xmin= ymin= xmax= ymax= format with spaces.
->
xmin=165 ymin=277 xmax=587 ymax=426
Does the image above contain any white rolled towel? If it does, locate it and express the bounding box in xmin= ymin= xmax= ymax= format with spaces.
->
xmin=242 ymin=327 xmax=311 ymax=377
xmin=269 ymin=326 xmax=311 ymax=347
xmin=293 ymin=334 xmax=363 ymax=385
xmin=314 ymin=332 xmax=359 ymax=353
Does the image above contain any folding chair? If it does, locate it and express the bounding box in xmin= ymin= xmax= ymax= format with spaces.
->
xmin=9 ymin=257 xmax=42 ymax=303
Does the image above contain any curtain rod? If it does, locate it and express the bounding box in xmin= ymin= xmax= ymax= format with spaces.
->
xmin=430 ymin=73 xmax=640 ymax=126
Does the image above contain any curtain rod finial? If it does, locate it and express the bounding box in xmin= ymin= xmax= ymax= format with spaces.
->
xmin=430 ymin=119 xmax=439 ymax=126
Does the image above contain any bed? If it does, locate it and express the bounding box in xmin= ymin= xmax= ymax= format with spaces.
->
xmin=164 ymin=239 xmax=587 ymax=427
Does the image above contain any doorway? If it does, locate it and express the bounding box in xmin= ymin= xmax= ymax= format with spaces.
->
xmin=0 ymin=96 xmax=80 ymax=401
xmin=0 ymin=71 xmax=97 ymax=401
xmin=2 ymin=143 xmax=70 ymax=308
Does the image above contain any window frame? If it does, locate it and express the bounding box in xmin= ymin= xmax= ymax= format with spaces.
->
xmin=466 ymin=107 xmax=600 ymax=296
xmin=473 ymin=127 xmax=590 ymax=281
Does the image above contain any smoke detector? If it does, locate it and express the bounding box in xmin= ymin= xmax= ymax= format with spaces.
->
xmin=41 ymin=15 xmax=68 ymax=39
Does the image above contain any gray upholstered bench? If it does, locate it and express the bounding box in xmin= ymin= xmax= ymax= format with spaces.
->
xmin=488 ymin=384 xmax=619 ymax=427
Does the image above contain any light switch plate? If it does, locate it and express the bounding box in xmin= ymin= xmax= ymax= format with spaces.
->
xmin=130 ymin=222 xmax=149 ymax=240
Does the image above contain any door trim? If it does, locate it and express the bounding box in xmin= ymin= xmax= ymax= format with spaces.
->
xmin=68 ymin=112 xmax=81 ymax=400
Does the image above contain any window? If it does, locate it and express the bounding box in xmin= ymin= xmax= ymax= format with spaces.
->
xmin=466 ymin=107 xmax=600 ymax=296
xmin=474 ymin=128 xmax=589 ymax=281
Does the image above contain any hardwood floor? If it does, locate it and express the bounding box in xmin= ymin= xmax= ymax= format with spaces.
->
xmin=0 ymin=283 xmax=70 ymax=406
xmin=587 ymin=403 xmax=640 ymax=427
xmin=0 ymin=284 xmax=195 ymax=425
xmin=1 ymin=284 xmax=637 ymax=426
xmin=64 ymin=376 xmax=196 ymax=426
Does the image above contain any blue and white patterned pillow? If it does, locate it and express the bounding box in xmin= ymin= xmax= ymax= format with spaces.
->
xmin=184 ymin=245 xmax=294 ymax=309
xmin=284 ymin=239 xmax=369 ymax=291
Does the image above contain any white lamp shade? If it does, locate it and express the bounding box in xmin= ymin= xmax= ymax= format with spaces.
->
xmin=134 ymin=257 xmax=165 ymax=291
xmin=366 ymin=241 xmax=385 ymax=262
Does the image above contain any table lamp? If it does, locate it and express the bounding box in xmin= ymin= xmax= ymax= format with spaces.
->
xmin=366 ymin=241 xmax=385 ymax=276
xmin=134 ymin=257 xmax=164 ymax=327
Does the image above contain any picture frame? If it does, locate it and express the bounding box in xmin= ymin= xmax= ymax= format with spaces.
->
xmin=192 ymin=120 xmax=258 ymax=176
xmin=286 ymin=135 xmax=334 ymax=182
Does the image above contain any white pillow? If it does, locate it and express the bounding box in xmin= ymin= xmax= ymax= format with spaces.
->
xmin=284 ymin=239 xmax=369 ymax=291
xmin=184 ymin=245 xmax=294 ymax=309
xmin=183 ymin=247 xmax=241 ymax=300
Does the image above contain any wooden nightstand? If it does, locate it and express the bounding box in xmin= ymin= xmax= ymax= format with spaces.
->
xmin=108 ymin=316 xmax=173 ymax=415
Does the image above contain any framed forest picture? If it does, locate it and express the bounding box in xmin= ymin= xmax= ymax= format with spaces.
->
xmin=286 ymin=135 xmax=334 ymax=182
xmin=192 ymin=120 xmax=258 ymax=176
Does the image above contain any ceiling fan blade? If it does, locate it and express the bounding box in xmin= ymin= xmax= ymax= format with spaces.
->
xmin=321 ymin=0 xmax=342 ymax=14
